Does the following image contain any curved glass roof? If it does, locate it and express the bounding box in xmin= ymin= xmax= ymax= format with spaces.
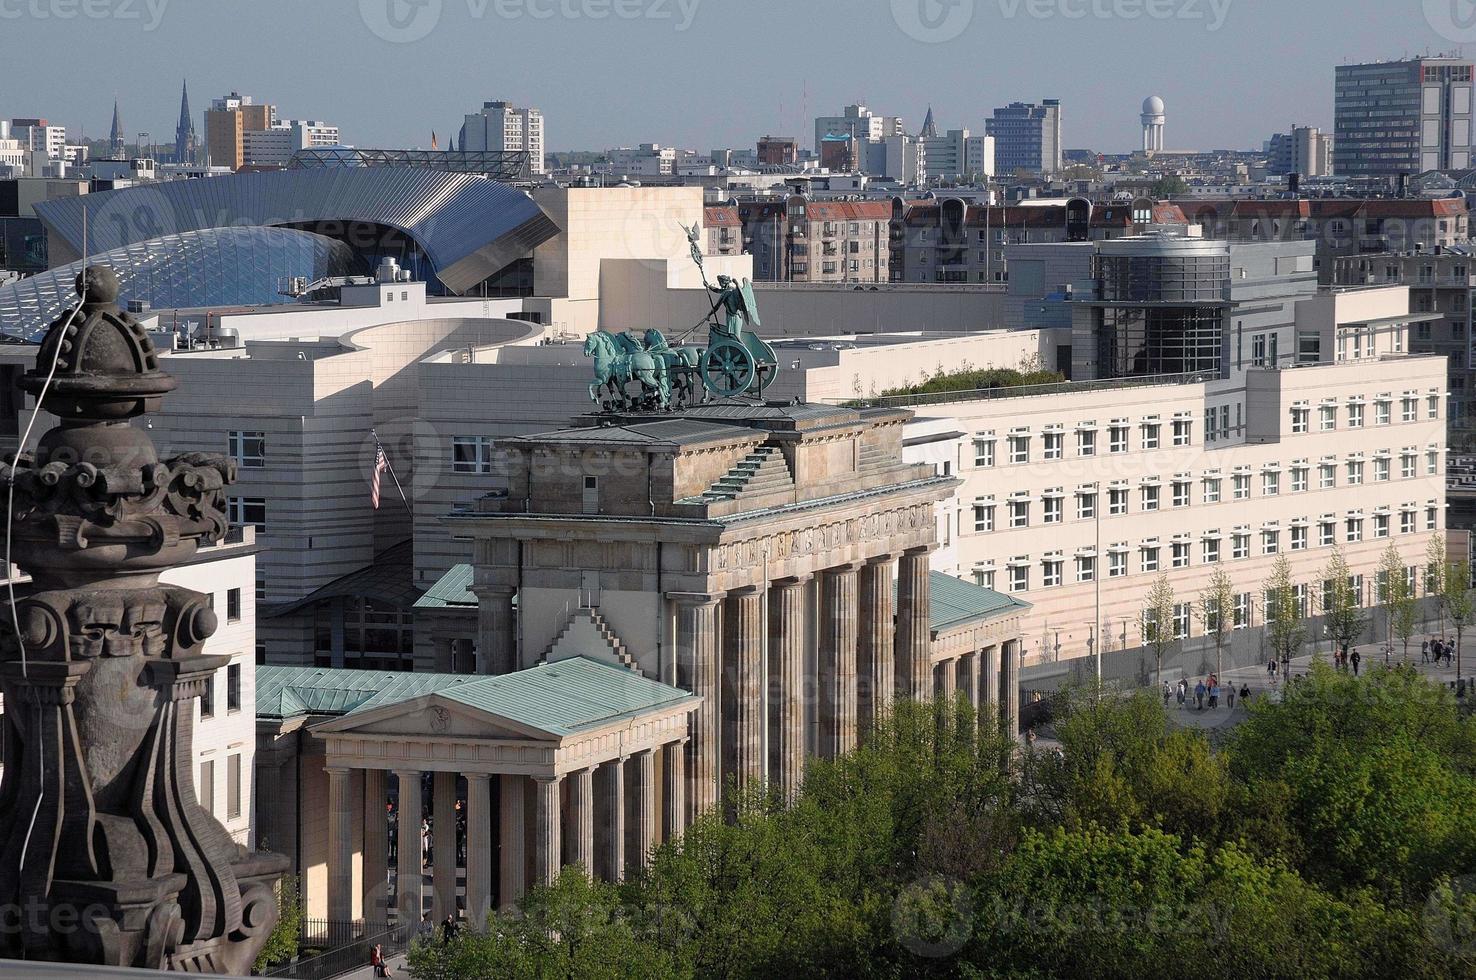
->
xmin=0 ymin=226 xmax=360 ymax=342
xmin=33 ymin=167 xmax=559 ymax=294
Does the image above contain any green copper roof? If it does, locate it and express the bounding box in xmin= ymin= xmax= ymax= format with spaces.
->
xmin=913 ymin=571 xmax=1031 ymax=634
xmin=413 ymin=563 xmax=477 ymax=609
xmin=260 ymin=657 xmax=698 ymax=737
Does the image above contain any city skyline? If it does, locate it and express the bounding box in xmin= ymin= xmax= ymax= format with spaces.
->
xmin=3 ymin=0 xmax=1472 ymax=156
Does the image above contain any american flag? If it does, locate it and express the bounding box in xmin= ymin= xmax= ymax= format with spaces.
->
xmin=370 ymin=443 xmax=389 ymax=510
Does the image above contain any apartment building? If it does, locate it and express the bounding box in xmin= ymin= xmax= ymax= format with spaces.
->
xmin=205 ymin=92 xmax=275 ymax=171
xmin=737 ymin=197 xmax=891 ymax=283
xmin=460 ymin=100 xmax=545 ymax=174
xmin=987 ymin=100 xmax=1062 ymax=175
xmin=1335 ymin=57 xmax=1474 ymax=178
xmin=1174 ymin=197 xmax=1469 ymax=283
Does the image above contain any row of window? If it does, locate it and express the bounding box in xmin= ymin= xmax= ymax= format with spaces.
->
xmin=973 ymin=418 xmax=1193 ymax=466
xmin=977 ymin=505 xmax=1440 ymax=594
xmin=199 ymin=661 xmax=242 ymax=719
xmin=1289 ymin=393 xmax=1439 ymax=434
xmin=973 ymin=453 xmax=1438 ymax=532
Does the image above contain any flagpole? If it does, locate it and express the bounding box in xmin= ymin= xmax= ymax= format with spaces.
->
xmin=372 ymin=429 xmax=414 ymax=515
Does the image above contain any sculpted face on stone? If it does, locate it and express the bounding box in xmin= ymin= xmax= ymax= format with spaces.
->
xmin=0 ymin=267 xmax=286 ymax=973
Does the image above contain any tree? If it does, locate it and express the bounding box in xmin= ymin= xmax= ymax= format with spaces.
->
xmin=1264 ymin=555 xmax=1304 ymax=666
xmin=1139 ymin=572 xmax=1177 ymax=687
xmin=1322 ymin=546 xmax=1366 ymax=660
xmin=1151 ymin=174 xmax=1189 ymax=197
xmin=1428 ymin=533 xmax=1449 ymax=635
xmin=1380 ymin=543 xmax=1419 ymax=664
xmin=252 ymin=877 xmax=302 ymax=974
xmin=1197 ymin=566 xmax=1235 ymax=678
xmin=1443 ymin=557 xmax=1475 ymax=681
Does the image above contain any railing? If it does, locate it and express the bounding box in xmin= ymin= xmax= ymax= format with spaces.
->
xmin=831 ymin=371 xmax=1218 ymax=410
xmin=264 ymin=919 xmax=406 ymax=980
xmin=755 ymin=280 xmax=1005 ymax=293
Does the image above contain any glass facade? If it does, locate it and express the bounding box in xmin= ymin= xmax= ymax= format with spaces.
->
xmin=1092 ymin=240 xmax=1230 ymax=379
xmin=0 ymin=226 xmax=360 ymax=342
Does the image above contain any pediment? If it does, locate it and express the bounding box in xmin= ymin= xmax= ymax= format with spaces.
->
xmin=312 ymin=694 xmax=556 ymax=742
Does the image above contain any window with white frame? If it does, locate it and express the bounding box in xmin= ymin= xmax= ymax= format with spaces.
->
xmin=1008 ymin=564 xmax=1029 ymax=593
xmin=1173 ymin=602 xmax=1191 ymax=640
xmin=1203 ymin=536 xmax=1221 ymax=563
xmin=451 ymin=435 xmax=497 ymax=474
xmin=1232 ymin=532 xmax=1250 ymax=559
xmin=1375 ymin=457 xmax=1391 ymax=482
xmin=973 ymin=437 xmax=995 ymax=467
xmin=1141 ymin=422 xmax=1160 ymax=449
xmin=1346 ymin=460 xmax=1364 ymax=486
xmin=1291 ymin=524 xmax=1308 ymax=550
xmin=1402 ymin=452 xmax=1417 ymax=479
xmin=1263 ymin=471 xmax=1280 ymax=496
xmin=1109 ymin=487 xmax=1128 ymax=515
xmin=1009 ymin=499 xmax=1030 ymax=528
xmin=1078 ymin=429 xmax=1097 ymax=457
xmin=1203 ymin=477 xmax=1222 ymax=503
xmin=1042 ymin=493 xmax=1063 ymax=524
xmin=1109 ymin=550 xmax=1127 ymax=578
xmin=1172 ymin=481 xmax=1191 ymax=508
xmin=1320 ymin=463 xmax=1336 ymax=489
xmin=1291 ymin=406 xmax=1309 ymax=433
xmin=973 ymin=502 xmax=995 ymax=532
xmin=1374 ymin=513 xmax=1390 ymax=538
xmin=1233 ymin=592 xmax=1250 ymax=629
xmin=1078 ymin=491 xmax=1097 ymax=520
xmin=1141 ymin=546 xmax=1160 ymax=573
xmin=1376 ymin=398 xmax=1391 ymax=425
xmin=1262 ymin=529 xmax=1280 ymax=555
xmin=1141 ymin=484 xmax=1161 ymax=511
xmin=1348 ymin=402 xmax=1365 ymax=428
xmin=1346 ymin=517 xmax=1364 ymax=543
xmin=1008 ymin=434 xmax=1029 ymax=464
xmin=1291 ymin=466 xmax=1308 ymax=492
xmin=1320 ymin=405 xmax=1337 ymax=431
xmin=1077 ymin=555 xmax=1096 ymax=583
xmin=1319 ymin=520 xmax=1335 ymax=547
xmin=1429 ymin=393 xmax=1441 ymax=419
xmin=1043 ymin=430 xmax=1064 ymax=460
xmin=1109 ymin=425 xmax=1129 ymax=454
xmin=1172 ymin=418 xmax=1191 ymax=446
xmin=227 ymin=497 xmax=267 ymax=533
xmin=1428 ymin=505 xmax=1439 ymax=531
xmin=1233 ymin=473 xmax=1251 ymax=499
xmin=1403 ymin=396 xmax=1417 ymax=422
xmin=1428 ymin=450 xmax=1440 ymax=476
xmin=974 ymin=567 xmax=996 ymax=589
xmin=1401 ymin=508 xmax=1416 ymax=534
xmin=1042 ymin=559 xmax=1063 ymax=588
xmin=1172 ymin=541 xmax=1190 ymax=568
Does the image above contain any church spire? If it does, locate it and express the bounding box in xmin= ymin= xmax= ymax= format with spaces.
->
xmin=174 ymin=79 xmax=197 ymax=165
xmin=109 ymin=98 xmax=125 ymax=158
xmin=919 ymin=105 xmax=937 ymax=139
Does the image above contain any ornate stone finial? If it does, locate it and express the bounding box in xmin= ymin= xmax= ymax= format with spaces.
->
xmin=0 ymin=265 xmax=286 ymax=973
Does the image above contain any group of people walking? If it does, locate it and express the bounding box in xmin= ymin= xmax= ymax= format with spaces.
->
xmin=1164 ymin=674 xmax=1251 ymax=711
xmin=1423 ymin=637 xmax=1457 ymax=668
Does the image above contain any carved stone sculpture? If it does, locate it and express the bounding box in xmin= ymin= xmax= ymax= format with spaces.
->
xmin=0 ymin=267 xmax=287 ymax=972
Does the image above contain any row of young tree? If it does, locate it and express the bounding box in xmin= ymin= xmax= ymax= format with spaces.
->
xmin=408 ymin=667 xmax=1476 ymax=980
xmin=1140 ymin=533 xmax=1476 ymax=685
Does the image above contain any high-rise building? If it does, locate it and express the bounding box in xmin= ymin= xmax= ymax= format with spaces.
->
xmin=920 ymin=128 xmax=994 ymax=182
xmin=1334 ymin=56 xmax=1474 ymax=178
xmin=986 ymin=100 xmax=1062 ymax=175
xmin=813 ymin=104 xmax=904 ymax=156
xmin=241 ymin=120 xmax=340 ymax=168
xmin=10 ymin=118 xmax=66 ymax=159
xmin=459 ymin=101 xmax=545 ymax=175
xmin=1265 ymin=125 xmax=1334 ymax=177
xmin=1141 ymin=96 xmax=1166 ymax=153
xmin=108 ymin=99 xmax=125 ymax=159
xmin=205 ymin=92 xmax=276 ymax=171
xmin=174 ymin=79 xmax=198 ymax=165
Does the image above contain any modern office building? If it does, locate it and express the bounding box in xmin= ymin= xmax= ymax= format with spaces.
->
xmin=986 ymin=100 xmax=1062 ymax=175
xmin=206 ymin=92 xmax=276 ymax=171
xmin=921 ymin=129 xmax=994 ymax=182
xmin=460 ymin=101 xmax=545 ymax=175
xmin=9 ymin=118 xmax=66 ymax=160
xmin=1334 ymin=56 xmax=1474 ymax=178
xmin=242 ymin=120 xmax=341 ymax=168
xmin=1266 ymin=125 xmax=1334 ymax=177
xmin=813 ymin=104 xmax=905 ymax=155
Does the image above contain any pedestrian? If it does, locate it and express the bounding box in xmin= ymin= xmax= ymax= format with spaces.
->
xmin=1176 ymin=678 xmax=1187 ymax=709
xmin=417 ymin=913 xmax=434 ymax=943
xmin=1447 ymin=642 xmax=1456 ymax=668
xmin=1025 ymin=727 xmax=1038 ymax=749
xmin=1194 ymin=679 xmax=1206 ymax=710
xmin=1209 ymin=682 xmax=1220 ymax=710
xmin=1422 ymin=638 xmax=1431 ymax=664
xmin=421 ymin=818 xmax=431 ymax=869
xmin=1239 ymin=682 xmax=1250 ymax=706
xmin=387 ymin=803 xmax=397 ymax=864
xmin=1351 ymin=648 xmax=1361 ymax=676
xmin=1226 ymin=685 xmax=1236 ymax=710
xmin=1162 ymin=680 xmax=1172 ymax=706
xmin=371 ymin=943 xmax=394 ymax=978
xmin=441 ymin=914 xmax=458 ymax=944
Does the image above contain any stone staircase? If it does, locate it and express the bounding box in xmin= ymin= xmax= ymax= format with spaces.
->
xmin=697 ymin=445 xmax=793 ymax=503
xmin=538 ymin=607 xmax=641 ymax=672
xmin=858 ymin=443 xmax=890 ymax=473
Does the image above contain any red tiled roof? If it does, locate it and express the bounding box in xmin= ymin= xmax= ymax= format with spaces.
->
xmin=804 ymin=201 xmax=892 ymax=221
xmin=703 ymin=206 xmax=740 ymax=227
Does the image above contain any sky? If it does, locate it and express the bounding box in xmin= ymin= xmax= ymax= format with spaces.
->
xmin=3 ymin=0 xmax=1472 ymax=155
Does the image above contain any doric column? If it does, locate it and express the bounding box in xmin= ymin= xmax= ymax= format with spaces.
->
xmin=980 ymin=645 xmax=1000 ymax=719
xmin=858 ymin=557 xmax=896 ymax=734
xmin=327 ymin=767 xmax=354 ymax=927
xmin=895 ymin=547 xmax=934 ymax=701
xmin=723 ymin=587 xmax=766 ymax=792
xmin=432 ymin=771 xmax=458 ymax=922
xmin=768 ymin=577 xmax=808 ymax=798
xmin=939 ymin=657 xmax=958 ymax=704
xmin=631 ymin=749 xmax=656 ymax=873
xmin=662 ymin=739 xmax=687 ymax=843
xmin=672 ymin=593 xmax=722 ymax=820
xmin=569 ymin=766 xmax=596 ymax=876
xmin=1001 ymin=640 xmax=1022 ymax=743
xmin=961 ymin=651 xmax=981 ymax=709
xmin=475 ymin=586 xmax=517 ymax=675
xmin=394 ymin=769 xmax=422 ymax=924
xmin=498 ymin=774 xmax=526 ymax=907
xmin=819 ymin=565 xmax=860 ymax=759
xmin=464 ymin=773 xmax=493 ymax=929
xmin=362 ymin=768 xmax=388 ymax=927
xmin=533 ymin=776 xmax=562 ymax=887
xmin=603 ymin=757 xmax=627 ymax=883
